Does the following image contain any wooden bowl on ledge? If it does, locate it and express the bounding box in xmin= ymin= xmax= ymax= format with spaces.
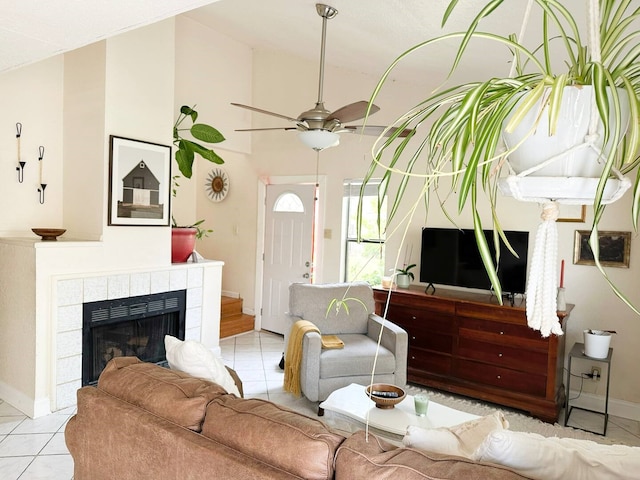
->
xmin=365 ymin=383 xmax=406 ymax=409
xmin=32 ymin=228 xmax=66 ymax=241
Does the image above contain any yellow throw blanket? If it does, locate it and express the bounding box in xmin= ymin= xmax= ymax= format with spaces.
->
xmin=283 ymin=320 xmax=344 ymax=396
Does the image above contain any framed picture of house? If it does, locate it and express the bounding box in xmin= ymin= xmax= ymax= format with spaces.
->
xmin=108 ymin=136 xmax=171 ymax=226
xmin=574 ymin=230 xmax=631 ymax=268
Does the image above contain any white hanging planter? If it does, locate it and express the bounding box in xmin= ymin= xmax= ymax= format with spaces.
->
xmin=498 ymin=86 xmax=632 ymax=204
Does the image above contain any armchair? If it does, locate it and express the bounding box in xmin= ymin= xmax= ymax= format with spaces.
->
xmin=285 ymin=282 xmax=408 ymax=413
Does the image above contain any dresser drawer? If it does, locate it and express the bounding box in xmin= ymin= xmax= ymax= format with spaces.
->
xmin=386 ymin=305 xmax=455 ymax=334
xmin=458 ymin=316 xmax=548 ymax=349
xmin=457 ymin=337 xmax=546 ymax=374
xmin=409 ymin=347 xmax=451 ymax=376
xmin=409 ymin=327 xmax=453 ymax=355
xmin=455 ymin=359 xmax=546 ymax=396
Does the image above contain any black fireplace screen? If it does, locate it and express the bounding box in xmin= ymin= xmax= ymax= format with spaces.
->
xmin=82 ymin=290 xmax=186 ymax=385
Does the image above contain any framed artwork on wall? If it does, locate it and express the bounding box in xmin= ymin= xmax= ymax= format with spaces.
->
xmin=557 ymin=205 xmax=587 ymax=223
xmin=573 ymin=230 xmax=631 ymax=268
xmin=108 ymin=136 xmax=171 ymax=226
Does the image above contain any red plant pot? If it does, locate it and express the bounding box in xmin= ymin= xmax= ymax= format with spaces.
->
xmin=171 ymin=227 xmax=197 ymax=263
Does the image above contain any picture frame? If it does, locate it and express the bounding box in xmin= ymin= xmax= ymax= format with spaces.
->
xmin=108 ymin=136 xmax=171 ymax=226
xmin=574 ymin=230 xmax=631 ymax=268
xmin=557 ymin=205 xmax=587 ymax=223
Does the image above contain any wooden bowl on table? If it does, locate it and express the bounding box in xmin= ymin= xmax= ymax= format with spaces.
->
xmin=365 ymin=383 xmax=406 ymax=409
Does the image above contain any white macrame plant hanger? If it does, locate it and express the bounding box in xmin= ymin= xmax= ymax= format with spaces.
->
xmin=497 ymin=0 xmax=631 ymax=337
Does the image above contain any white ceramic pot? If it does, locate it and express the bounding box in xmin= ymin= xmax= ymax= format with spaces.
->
xmin=502 ymin=86 xmax=631 ymax=178
xmin=395 ymin=274 xmax=411 ymax=289
xmin=583 ymin=329 xmax=612 ymax=359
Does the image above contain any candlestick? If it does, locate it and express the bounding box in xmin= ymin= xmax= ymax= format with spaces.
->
xmin=560 ymin=259 xmax=565 ymax=288
xmin=38 ymin=146 xmax=45 ymax=185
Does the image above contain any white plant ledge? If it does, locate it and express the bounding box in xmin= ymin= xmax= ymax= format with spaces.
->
xmin=498 ymin=175 xmax=631 ymax=205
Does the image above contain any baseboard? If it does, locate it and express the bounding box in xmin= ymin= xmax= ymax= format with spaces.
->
xmin=568 ymin=389 xmax=640 ymax=421
xmin=221 ymin=290 xmax=240 ymax=298
xmin=0 ymin=380 xmax=50 ymax=418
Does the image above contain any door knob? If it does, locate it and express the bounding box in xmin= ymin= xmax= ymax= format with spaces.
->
xmin=305 ymin=261 xmax=311 ymax=267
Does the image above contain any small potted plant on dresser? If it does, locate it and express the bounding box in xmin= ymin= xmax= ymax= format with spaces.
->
xmin=394 ymin=264 xmax=416 ymax=289
xmin=171 ymin=105 xmax=225 ymax=263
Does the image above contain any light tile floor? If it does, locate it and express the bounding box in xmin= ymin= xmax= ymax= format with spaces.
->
xmin=1 ymin=330 xmax=639 ymax=479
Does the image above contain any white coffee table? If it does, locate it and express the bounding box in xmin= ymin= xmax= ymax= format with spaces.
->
xmin=319 ymin=383 xmax=479 ymax=436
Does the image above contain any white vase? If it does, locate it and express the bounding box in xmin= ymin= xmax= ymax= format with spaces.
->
xmin=583 ymin=329 xmax=612 ymax=359
xmin=502 ymin=86 xmax=631 ymax=178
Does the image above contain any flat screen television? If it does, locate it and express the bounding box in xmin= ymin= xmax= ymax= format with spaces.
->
xmin=419 ymin=227 xmax=529 ymax=296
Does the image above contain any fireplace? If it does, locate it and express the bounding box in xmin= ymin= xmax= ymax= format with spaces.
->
xmin=82 ymin=290 xmax=186 ymax=385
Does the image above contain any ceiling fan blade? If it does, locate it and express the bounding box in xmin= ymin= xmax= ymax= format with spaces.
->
xmin=344 ymin=125 xmax=413 ymax=138
xmin=326 ymin=101 xmax=380 ymax=123
xmin=235 ymin=127 xmax=300 ymax=132
xmin=231 ymin=103 xmax=300 ymax=123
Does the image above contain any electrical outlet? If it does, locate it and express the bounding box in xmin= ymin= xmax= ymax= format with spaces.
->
xmin=591 ymin=366 xmax=601 ymax=381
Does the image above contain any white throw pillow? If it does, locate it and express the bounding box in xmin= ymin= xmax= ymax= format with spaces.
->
xmin=164 ymin=335 xmax=241 ymax=397
xmin=474 ymin=430 xmax=640 ymax=480
xmin=403 ymin=411 xmax=508 ymax=458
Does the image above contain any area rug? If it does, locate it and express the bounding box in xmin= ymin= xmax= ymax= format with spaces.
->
xmin=277 ymin=384 xmax=616 ymax=445
xmin=401 ymin=384 xmax=616 ymax=444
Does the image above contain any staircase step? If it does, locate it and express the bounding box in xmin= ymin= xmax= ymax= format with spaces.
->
xmin=220 ymin=313 xmax=255 ymax=339
xmin=221 ymin=296 xmax=243 ymax=318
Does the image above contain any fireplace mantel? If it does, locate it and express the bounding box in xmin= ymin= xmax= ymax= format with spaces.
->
xmin=0 ymin=236 xmax=224 ymax=418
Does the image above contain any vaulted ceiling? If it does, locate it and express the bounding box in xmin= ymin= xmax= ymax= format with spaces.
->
xmin=3 ymin=0 xmax=586 ymax=83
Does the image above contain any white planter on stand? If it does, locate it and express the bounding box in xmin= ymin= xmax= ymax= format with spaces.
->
xmin=583 ymin=330 xmax=612 ymax=359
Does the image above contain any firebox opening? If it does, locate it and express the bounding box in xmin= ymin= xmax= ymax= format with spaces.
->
xmin=82 ymin=290 xmax=186 ymax=386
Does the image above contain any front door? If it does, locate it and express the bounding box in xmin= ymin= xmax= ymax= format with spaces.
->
xmin=261 ymin=184 xmax=315 ymax=334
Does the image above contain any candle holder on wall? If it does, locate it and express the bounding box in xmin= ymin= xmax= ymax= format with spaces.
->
xmin=37 ymin=146 xmax=46 ymax=204
xmin=38 ymin=183 xmax=47 ymax=204
xmin=15 ymin=123 xmax=25 ymax=183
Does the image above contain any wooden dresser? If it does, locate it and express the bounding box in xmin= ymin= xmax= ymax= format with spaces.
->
xmin=373 ymin=286 xmax=571 ymax=422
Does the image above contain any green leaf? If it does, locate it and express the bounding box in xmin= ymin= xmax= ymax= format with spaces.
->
xmin=191 ymin=124 xmax=225 ymax=144
xmin=175 ymin=140 xmax=194 ymax=178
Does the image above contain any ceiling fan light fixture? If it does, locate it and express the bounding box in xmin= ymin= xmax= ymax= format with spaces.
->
xmin=298 ymin=130 xmax=340 ymax=151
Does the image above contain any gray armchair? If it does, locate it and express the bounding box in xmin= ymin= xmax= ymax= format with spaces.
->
xmin=285 ymin=282 xmax=408 ymax=413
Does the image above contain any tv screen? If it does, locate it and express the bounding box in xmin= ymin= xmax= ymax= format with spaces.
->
xmin=419 ymin=228 xmax=529 ymax=295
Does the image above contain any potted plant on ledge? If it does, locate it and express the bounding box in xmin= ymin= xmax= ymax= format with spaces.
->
xmin=361 ymin=0 xmax=640 ymax=334
xmin=171 ymin=105 xmax=225 ymax=263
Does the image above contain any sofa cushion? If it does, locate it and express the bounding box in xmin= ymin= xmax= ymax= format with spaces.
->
xmin=335 ymin=430 xmax=527 ymax=479
xmin=289 ymin=282 xmax=373 ymax=334
xmin=97 ymin=356 xmax=226 ymax=432
xmin=320 ymin=334 xmax=395 ymax=377
xmin=474 ymin=429 xmax=640 ymax=480
xmin=164 ymin=335 xmax=241 ymax=397
xmin=202 ymin=395 xmax=344 ymax=480
xmin=403 ymin=412 xmax=509 ymax=458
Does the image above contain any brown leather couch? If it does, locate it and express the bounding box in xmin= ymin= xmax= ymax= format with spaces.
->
xmin=65 ymin=357 xmax=528 ymax=480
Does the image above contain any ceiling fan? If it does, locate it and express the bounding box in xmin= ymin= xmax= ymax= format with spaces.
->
xmin=231 ymin=3 xmax=409 ymax=151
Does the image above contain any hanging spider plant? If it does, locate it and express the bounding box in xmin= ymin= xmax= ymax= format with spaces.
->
xmin=360 ymin=0 xmax=640 ymax=304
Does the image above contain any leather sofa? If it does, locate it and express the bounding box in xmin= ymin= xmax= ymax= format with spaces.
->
xmin=65 ymin=357 xmax=527 ymax=479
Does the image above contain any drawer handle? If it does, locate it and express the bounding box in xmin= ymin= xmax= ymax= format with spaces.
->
xmin=497 ymin=375 xmax=501 ymax=379
xmin=498 ymin=353 xmax=503 ymax=357
xmin=412 ymin=336 xmax=416 ymax=340
xmin=412 ymin=316 xmax=417 ymax=320
xmin=499 ymin=331 xmax=504 ymax=335
xmin=411 ymin=356 xmax=415 ymax=360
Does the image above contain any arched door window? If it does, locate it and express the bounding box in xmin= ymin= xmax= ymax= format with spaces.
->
xmin=273 ymin=192 xmax=304 ymax=212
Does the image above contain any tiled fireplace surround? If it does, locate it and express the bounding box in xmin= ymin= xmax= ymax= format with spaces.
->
xmin=54 ymin=264 xmax=222 ymax=411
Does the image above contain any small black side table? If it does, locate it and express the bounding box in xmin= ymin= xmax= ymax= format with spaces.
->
xmin=564 ymin=342 xmax=613 ymax=435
